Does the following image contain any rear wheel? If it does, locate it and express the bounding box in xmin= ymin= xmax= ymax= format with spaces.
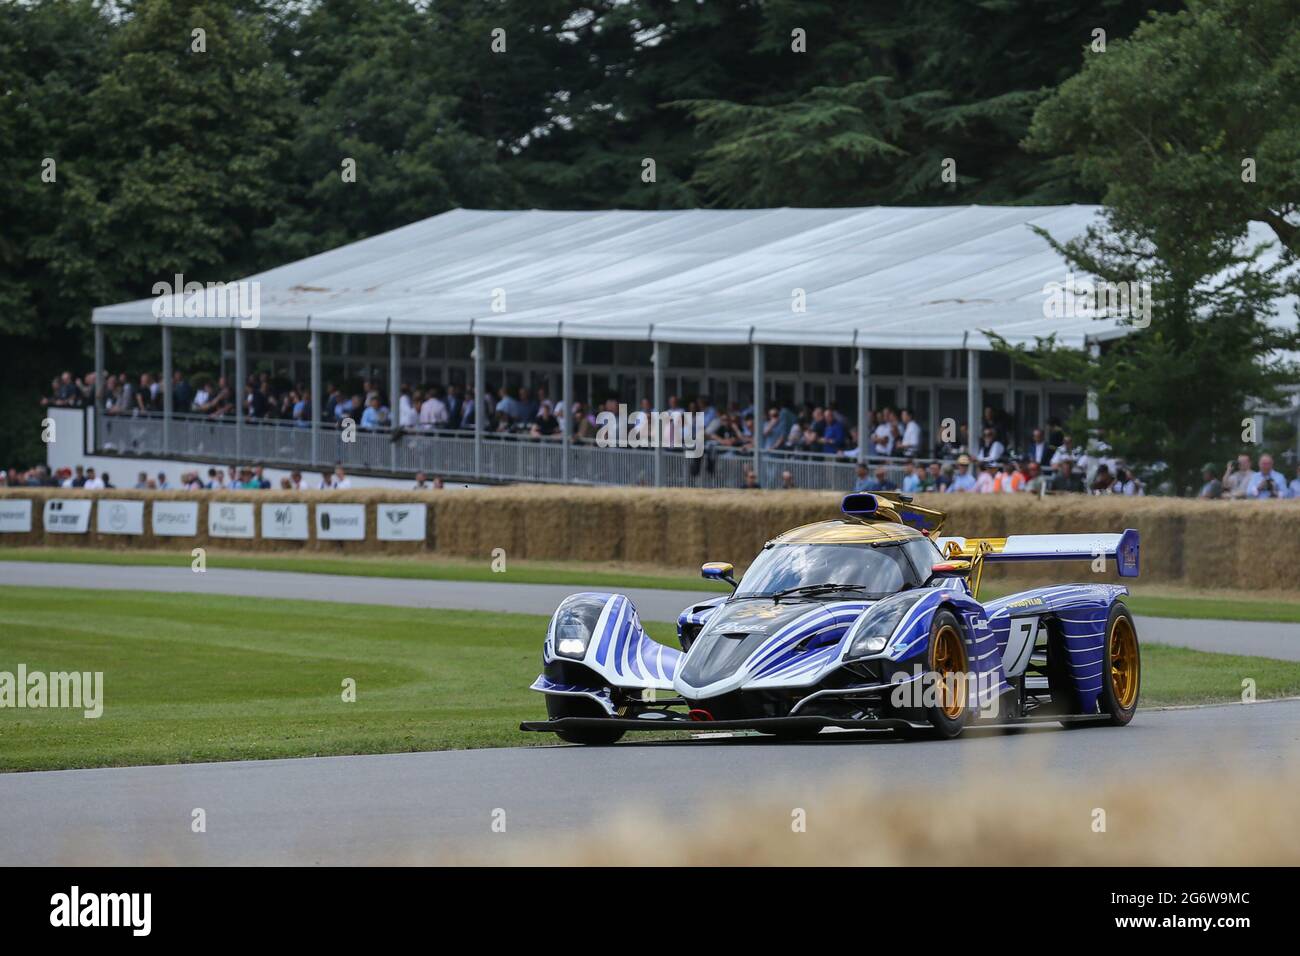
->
xmin=1099 ymin=603 xmax=1141 ymax=725
xmin=545 ymin=694 xmax=625 ymax=745
xmin=895 ymin=609 xmax=969 ymax=740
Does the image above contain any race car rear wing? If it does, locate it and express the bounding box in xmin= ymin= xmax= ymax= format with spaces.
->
xmin=934 ymin=529 xmax=1140 ymax=578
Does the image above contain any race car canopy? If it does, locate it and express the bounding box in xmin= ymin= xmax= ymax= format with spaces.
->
xmin=934 ymin=529 xmax=1140 ymax=578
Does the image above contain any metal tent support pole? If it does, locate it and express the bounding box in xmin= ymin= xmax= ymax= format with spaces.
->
xmin=473 ymin=335 xmax=484 ymax=479
xmin=93 ymin=325 xmax=105 ymax=452
xmin=653 ymin=340 xmax=665 ymax=487
xmin=389 ymin=331 xmax=400 ymax=473
xmin=235 ymin=327 xmax=246 ymax=463
xmin=310 ymin=331 xmax=321 ymax=467
xmin=752 ymin=342 xmax=764 ymax=485
xmin=161 ymin=325 xmax=173 ymax=455
xmin=856 ymin=347 xmax=869 ymax=465
xmin=561 ymin=337 xmax=572 ymax=484
xmin=966 ymin=348 xmax=980 ymax=454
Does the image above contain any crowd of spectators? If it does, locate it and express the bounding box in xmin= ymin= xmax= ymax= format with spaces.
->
xmin=2 ymin=461 xmax=452 ymax=492
xmin=31 ymin=367 xmax=1300 ymax=497
xmin=1198 ymin=453 xmax=1300 ymax=499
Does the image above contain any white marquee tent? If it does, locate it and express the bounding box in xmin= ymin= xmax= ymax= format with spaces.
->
xmin=91 ymin=203 xmax=1192 ymax=350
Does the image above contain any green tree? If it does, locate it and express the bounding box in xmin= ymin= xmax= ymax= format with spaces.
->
xmin=671 ymin=0 xmax=1180 ymax=207
xmin=1026 ymin=0 xmax=1300 ymax=256
xmin=1010 ymin=0 xmax=1300 ymax=492
xmin=258 ymin=0 xmax=521 ymax=261
xmin=990 ymin=221 xmax=1300 ymax=493
xmin=0 ymin=0 xmax=113 ymax=467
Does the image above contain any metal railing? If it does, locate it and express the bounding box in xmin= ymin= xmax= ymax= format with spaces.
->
xmin=96 ymin=412 xmax=928 ymax=489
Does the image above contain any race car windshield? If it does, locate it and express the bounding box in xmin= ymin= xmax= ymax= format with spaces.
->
xmin=734 ymin=543 xmax=921 ymax=599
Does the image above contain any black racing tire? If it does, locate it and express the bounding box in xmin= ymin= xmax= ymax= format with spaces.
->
xmin=894 ymin=608 xmax=970 ymax=740
xmin=1098 ymin=602 xmax=1141 ymax=726
xmin=545 ymin=693 xmax=625 ymax=745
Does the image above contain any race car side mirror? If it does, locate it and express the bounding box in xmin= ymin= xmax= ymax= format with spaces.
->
xmin=701 ymin=561 xmax=738 ymax=591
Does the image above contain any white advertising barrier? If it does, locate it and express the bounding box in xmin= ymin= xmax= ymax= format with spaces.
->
xmin=0 ymin=500 xmax=33 ymax=533
xmin=96 ymin=499 xmax=145 ymax=536
xmin=44 ymin=499 xmax=93 ymax=534
xmin=316 ymin=503 xmax=366 ymax=541
xmin=208 ymin=502 xmax=256 ymax=539
xmin=376 ymin=503 xmax=427 ymax=541
xmin=261 ymin=503 xmax=309 ymax=541
xmin=152 ymin=501 xmax=199 ymax=537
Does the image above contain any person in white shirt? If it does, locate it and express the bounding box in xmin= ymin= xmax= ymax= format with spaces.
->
xmin=1049 ymin=436 xmax=1077 ymax=468
xmin=1246 ymin=454 xmax=1284 ymax=498
xmin=1077 ymin=434 xmax=1117 ymax=485
xmin=332 ymin=466 xmax=352 ymax=489
xmin=900 ymin=409 xmax=923 ymax=455
xmin=976 ymin=427 xmax=1004 ymax=464
xmin=83 ymin=468 xmax=105 ymax=490
xmin=419 ymin=392 xmax=448 ymax=429
xmin=1221 ymin=453 xmax=1255 ymax=499
xmin=662 ymin=395 xmax=685 ymax=447
xmin=398 ymin=388 xmax=418 ymax=429
xmin=872 ymin=410 xmax=895 ymax=448
xmin=1287 ymin=464 xmax=1300 ymax=500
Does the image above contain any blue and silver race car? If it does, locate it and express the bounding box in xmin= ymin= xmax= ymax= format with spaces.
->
xmin=520 ymin=492 xmax=1141 ymax=744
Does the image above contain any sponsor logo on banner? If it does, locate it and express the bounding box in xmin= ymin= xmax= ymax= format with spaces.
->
xmin=316 ymin=503 xmax=366 ymax=541
xmin=261 ymin=503 xmax=309 ymax=540
xmin=96 ymin=500 xmax=144 ymax=536
xmin=377 ymin=503 xmax=427 ymax=541
xmin=0 ymin=500 xmax=33 ymax=533
xmin=151 ymin=501 xmax=199 ymax=536
xmin=208 ymin=502 xmax=255 ymax=538
xmin=43 ymin=499 xmax=93 ymax=534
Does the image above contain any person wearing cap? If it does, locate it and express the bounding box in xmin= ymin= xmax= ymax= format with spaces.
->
xmin=946 ymin=454 xmax=977 ymax=493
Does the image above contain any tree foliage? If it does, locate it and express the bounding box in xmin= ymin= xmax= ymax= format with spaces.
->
xmin=1005 ymin=0 xmax=1300 ymax=491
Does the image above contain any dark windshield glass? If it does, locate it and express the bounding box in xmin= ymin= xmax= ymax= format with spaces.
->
xmin=734 ymin=543 xmax=921 ymax=599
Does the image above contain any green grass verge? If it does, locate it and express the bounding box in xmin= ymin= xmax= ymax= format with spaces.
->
xmin=5 ymin=546 xmax=1300 ymax=623
xmin=1 ymin=585 xmax=1296 ymax=771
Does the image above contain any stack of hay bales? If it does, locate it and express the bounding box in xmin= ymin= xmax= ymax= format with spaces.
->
xmin=2 ymin=485 xmax=1297 ymax=591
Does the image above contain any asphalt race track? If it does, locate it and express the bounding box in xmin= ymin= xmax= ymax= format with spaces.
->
xmin=1 ymin=561 xmax=1298 ymax=864
xmin=1 ymin=560 xmax=1298 ymax=658
xmin=0 ymin=699 xmax=1296 ymax=864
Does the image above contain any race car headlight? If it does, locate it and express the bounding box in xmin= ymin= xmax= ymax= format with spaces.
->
xmin=550 ymin=594 xmax=607 ymax=660
xmin=554 ymin=617 xmax=592 ymax=659
xmin=844 ymin=592 xmax=926 ymax=660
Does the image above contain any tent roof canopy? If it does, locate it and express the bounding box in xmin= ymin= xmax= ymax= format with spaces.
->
xmin=90 ymin=204 xmax=1293 ymax=351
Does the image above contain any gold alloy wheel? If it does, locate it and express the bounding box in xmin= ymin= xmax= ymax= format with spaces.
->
xmin=1109 ymin=614 xmax=1140 ymax=710
xmin=931 ymin=624 xmax=968 ymax=720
